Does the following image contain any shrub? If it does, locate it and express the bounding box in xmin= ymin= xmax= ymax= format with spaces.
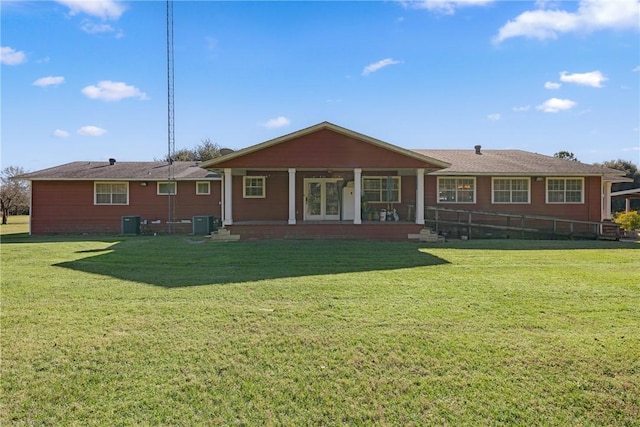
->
xmin=613 ymin=210 xmax=640 ymax=231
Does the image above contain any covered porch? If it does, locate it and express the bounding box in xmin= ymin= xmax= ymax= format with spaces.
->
xmin=200 ymin=122 xmax=450 ymax=240
xmin=220 ymin=167 xmax=431 ymax=227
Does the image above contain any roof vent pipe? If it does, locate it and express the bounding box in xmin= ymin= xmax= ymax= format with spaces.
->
xmin=109 ymin=158 xmax=116 ymax=165
xmin=474 ymin=145 xmax=482 ymax=155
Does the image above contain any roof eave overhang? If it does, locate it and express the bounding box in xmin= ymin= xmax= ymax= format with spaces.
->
xmin=25 ymin=177 xmax=221 ymax=181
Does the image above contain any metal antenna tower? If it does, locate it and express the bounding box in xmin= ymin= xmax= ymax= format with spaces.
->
xmin=166 ymin=0 xmax=176 ymax=233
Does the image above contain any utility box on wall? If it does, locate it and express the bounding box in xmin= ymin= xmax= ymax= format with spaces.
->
xmin=121 ymin=216 xmax=141 ymax=235
xmin=193 ymin=215 xmax=218 ymax=235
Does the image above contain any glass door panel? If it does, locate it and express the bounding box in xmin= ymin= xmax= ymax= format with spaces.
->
xmin=305 ymin=179 xmax=341 ymax=220
xmin=307 ymin=182 xmax=322 ymax=217
xmin=325 ymin=181 xmax=340 ymax=219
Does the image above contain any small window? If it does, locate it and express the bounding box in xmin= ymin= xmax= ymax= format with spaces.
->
xmin=438 ymin=177 xmax=476 ymax=203
xmin=492 ymin=178 xmax=530 ymax=204
xmin=547 ymin=178 xmax=583 ymax=204
xmin=196 ymin=181 xmax=210 ymax=195
xmin=95 ymin=182 xmax=128 ymax=205
xmin=362 ymin=176 xmax=401 ymax=203
xmin=243 ymin=176 xmax=265 ymax=198
xmin=157 ymin=181 xmax=177 ymax=195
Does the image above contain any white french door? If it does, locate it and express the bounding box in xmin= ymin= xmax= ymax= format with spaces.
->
xmin=304 ymin=179 xmax=341 ymax=220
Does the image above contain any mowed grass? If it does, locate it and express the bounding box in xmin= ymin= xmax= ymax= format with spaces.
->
xmin=0 ymin=214 xmax=29 ymax=236
xmin=1 ymin=231 xmax=639 ymax=426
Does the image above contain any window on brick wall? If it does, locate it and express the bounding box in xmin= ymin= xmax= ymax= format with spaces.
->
xmin=546 ymin=178 xmax=583 ymax=203
xmin=362 ymin=176 xmax=400 ymax=203
xmin=95 ymin=182 xmax=128 ymax=205
xmin=438 ymin=177 xmax=475 ymax=203
xmin=243 ymin=176 xmax=265 ymax=198
xmin=196 ymin=181 xmax=210 ymax=195
xmin=492 ymin=178 xmax=530 ymax=204
xmin=157 ymin=182 xmax=177 ymax=195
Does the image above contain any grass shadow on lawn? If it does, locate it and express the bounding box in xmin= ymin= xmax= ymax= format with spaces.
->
xmin=54 ymin=237 xmax=450 ymax=287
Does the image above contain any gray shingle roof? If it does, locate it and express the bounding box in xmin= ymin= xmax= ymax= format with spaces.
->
xmin=414 ymin=149 xmax=628 ymax=181
xmin=19 ymin=161 xmax=220 ymax=181
xmin=18 ymin=150 xmax=629 ymax=183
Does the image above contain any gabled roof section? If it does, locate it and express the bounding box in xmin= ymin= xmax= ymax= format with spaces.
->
xmin=201 ymin=122 xmax=451 ymax=170
xmin=19 ymin=161 xmax=220 ymax=181
xmin=416 ymin=149 xmax=630 ymax=181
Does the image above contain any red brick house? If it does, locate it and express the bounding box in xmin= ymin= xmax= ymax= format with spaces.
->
xmin=21 ymin=122 xmax=628 ymax=239
xmin=21 ymin=160 xmax=221 ymax=235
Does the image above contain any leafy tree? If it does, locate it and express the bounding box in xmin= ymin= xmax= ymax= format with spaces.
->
xmin=193 ymin=138 xmax=222 ymax=161
xmin=158 ymin=138 xmax=222 ymax=162
xmin=595 ymin=159 xmax=640 ymax=212
xmin=554 ymin=151 xmax=579 ymax=162
xmin=170 ymin=148 xmax=198 ymax=161
xmin=1 ymin=166 xmax=30 ymax=224
xmin=595 ymin=159 xmax=639 ymax=186
xmin=613 ymin=211 xmax=640 ymax=231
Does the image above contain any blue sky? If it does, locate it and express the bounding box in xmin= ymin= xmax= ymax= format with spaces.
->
xmin=2 ymin=0 xmax=639 ymax=172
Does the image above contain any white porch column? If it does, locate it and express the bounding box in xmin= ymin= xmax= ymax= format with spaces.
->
xmin=223 ymin=168 xmax=233 ymax=225
xmin=288 ymin=168 xmax=296 ymax=225
xmin=602 ymin=181 xmax=612 ymax=220
xmin=416 ymin=169 xmax=425 ymax=225
xmin=354 ymin=168 xmax=362 ymax=225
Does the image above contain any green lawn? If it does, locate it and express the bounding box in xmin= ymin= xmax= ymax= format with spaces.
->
xmin=0 ymin=214 xmax=29 ymax=236
xmin=1 ymin=233 xmax=639 ymax=425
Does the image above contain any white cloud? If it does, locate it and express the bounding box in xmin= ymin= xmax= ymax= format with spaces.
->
xmin=536 ymin=97 xmax=577 ymax=113
xmin=544 ymin=81 xmax=561 ymax=90
xmin=487 ymin=113 xmax=501 ymax=121
xmin=33 ymin=76 xmax=65 ymax=87
xmin=362 ymin=58 xmax=401 ymax=76
xmin=55 ymin=0 xmax=126 ymax=20
xmin=513 ymin=105 xmax=531 ymax=112
xmin=81 ymin=21 xmax=123 ymax=37
xmin=560 ymin=70 xmax=607 ymax=88
xmin=494 ymin=0 xmax=640 ymax=43
xmin=77 ymin=126 xmax=107 ymax=136
xmin=53 ymin=129 xmax=70 ymax=138
xmin=81 ymin=81 xmax=148 ymax=101
xmin=262 ymin=116 xmax=291 ymax=129
xmin=1 ymin=46 xmax=27 ymax=65
xmin=408 ymin=0 xmax=495 ymax=15
xmin=634 ymin=66 xmax=640 ymax=72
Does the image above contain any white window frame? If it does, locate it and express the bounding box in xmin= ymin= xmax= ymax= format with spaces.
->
xmin=157 ymin=181 xmax=177 ymax=195
xmin=196 ymin=181 xmax=210 ymax=195
xmin=362 ymin=176 xmax=401 ymax=203
xmin=546 ymin=177 xmax=584 ymax=204
xmin=437 ymin=177 xmax=476 ymax=204
xmin=492 ymin=177 xmax=531 ymax=204
xmin=94 ymin=182 xmax=129 ymax=205
xmin=243 ymin=176 xmax=266 ymax=198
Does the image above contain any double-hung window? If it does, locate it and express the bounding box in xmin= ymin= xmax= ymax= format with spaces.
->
xmin=492 ymin=178 xmax=530 ymax=204
xmin=362 ymin=176 xmax=400 ymax=203
xmin=196 ymin=181 xmax=210 ymax=195
xmin=95 ymin=182 xmax=128 ymax=205
xmin=157 ymin=182 xmax=177 ymax=195
xmin=438 ymin=177 xmax=475 ymax=203
xmin=243 ymin=176 xmax=266 ymax=198
xmin=547 ymin=178 xmax=583 ymax=203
